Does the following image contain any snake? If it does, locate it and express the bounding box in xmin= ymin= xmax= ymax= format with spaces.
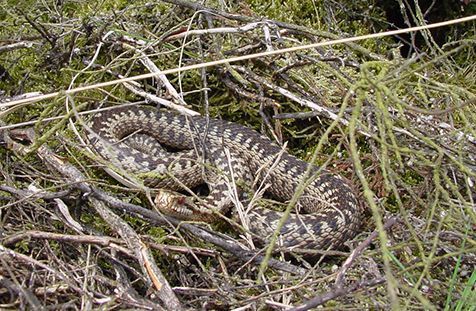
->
xmin=86 ymin=105 xmax=362 ymax=250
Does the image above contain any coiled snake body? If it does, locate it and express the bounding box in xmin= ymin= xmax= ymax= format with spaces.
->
xmin=87 ymin=105 xmax=362 ymax=250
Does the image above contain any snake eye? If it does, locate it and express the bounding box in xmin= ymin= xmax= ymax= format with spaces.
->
xmin=177 ymin=196 xmax=186 ymax=205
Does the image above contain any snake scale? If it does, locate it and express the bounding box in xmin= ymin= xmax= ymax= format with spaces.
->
xmin=87 ymin=105 xmax=362 ymax=250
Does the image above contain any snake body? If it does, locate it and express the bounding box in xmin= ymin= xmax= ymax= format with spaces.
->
xmin=87 ymin=105 xmax=362 ymax=250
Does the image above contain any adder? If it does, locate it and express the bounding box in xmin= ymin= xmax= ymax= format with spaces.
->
xmin=86 ymin=105 xmax=362 ymax=250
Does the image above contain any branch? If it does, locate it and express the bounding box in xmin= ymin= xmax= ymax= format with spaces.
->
xmin=290 ymin=277 xmax=386 ymax=311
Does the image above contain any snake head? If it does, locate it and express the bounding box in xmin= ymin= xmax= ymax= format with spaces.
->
xmin=154 ymin=189 xmax=197 ymax=219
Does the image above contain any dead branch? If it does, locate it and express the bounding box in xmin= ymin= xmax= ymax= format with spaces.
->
xmin=0 ymin=273 xmax=43 ymax=310
xmin=0 ymin=245 xmax=89 ymax=297
xmin=335 ymin=216 xmax=399 ymax=288
xmin=0 ymin=41 xmax=37 ymax=53
xmin=290 ymin=277 xmax=386 ymax=311
xmin=0 ymin=184 xmax=71 ymax=200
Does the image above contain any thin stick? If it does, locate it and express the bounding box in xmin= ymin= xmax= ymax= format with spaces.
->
xmin=289 ymin=277 xmax=386 ymax=311
xmin=335 ymin=217 xmax=399 ymax=288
